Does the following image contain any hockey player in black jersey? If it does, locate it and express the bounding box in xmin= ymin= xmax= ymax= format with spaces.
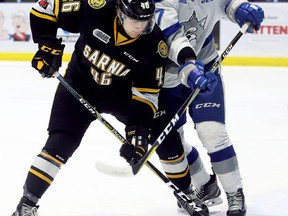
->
xmin=11 ymin=0 xmax=209 ymax=215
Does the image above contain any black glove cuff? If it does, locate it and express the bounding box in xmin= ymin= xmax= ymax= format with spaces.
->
xmin=125 ymin=125 xmax=149 ymax=139
xmin=37 ymin=35 xmax=62 ymax=45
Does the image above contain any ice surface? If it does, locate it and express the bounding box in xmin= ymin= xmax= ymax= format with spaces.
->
xmin=1 ymin=61 xmax=288 ymax=216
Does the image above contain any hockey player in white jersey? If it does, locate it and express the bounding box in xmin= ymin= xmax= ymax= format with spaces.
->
xmin=153 ymin=0 xmax=264 ymax=215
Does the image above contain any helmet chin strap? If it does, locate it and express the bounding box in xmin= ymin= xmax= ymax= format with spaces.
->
xmin=117 ymin=10 xmax=124 ymax=25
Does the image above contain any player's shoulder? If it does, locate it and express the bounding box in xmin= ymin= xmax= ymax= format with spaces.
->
xmin=148 ymin=24 xmax=166 ymax=41
xmin=144 ymin=26 xmax=169 ymax=60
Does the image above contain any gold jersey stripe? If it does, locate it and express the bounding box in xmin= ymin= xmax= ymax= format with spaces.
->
xmin=54 ymin=0 xmax=60 ymax=19
xmin=29 ymin=168 xmax=53 ymax=184
xmin=132 ymin=95 xmax=156 ymax=113
xmin=135 ymin=87 xmax=160 ymax=93
xmin=30 ymin=8 xmax=57 ymax=22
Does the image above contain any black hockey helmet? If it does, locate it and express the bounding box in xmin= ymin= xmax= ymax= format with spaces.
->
xmin=118 ymin=0 xmax=155 ymax=21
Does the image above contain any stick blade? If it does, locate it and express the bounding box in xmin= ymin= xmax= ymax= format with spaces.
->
xmin=95 ymin=160 xmax=133 ymax=177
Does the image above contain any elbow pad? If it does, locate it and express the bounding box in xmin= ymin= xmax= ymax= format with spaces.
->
xmin=225 ymin=0 xmax=248 ymax=23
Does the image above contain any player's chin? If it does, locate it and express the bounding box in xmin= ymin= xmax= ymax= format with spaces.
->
xmin=127 ymin=31 xmax=142 ymax=38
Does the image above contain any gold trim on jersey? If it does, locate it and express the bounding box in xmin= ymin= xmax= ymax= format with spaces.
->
xmin=135 ymin=87 xmax=160 ymax=94
xmin=30 ymin=8 xmax=57 ymax=22
xmin=114 ymin=17 xmax=139 ymax=46
xmin=132 ymin=95 xmax=157 ymax=113
xmin=54 ymin=0 xmax=60 ymax=19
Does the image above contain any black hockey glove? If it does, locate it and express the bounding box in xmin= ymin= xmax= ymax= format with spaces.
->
xmin=119 ymin=142 xmax=134 ymax=163
xmin=120 ymin=126 xmax=149 ymax=164
xmin=32 ymin=36 xmax=65 ymax=78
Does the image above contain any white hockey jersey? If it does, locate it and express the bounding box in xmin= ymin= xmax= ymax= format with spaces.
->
xmin=155 ymin=0 xmax=241 ymax=87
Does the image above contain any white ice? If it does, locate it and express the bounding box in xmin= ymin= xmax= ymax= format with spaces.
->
xmin=1 ymin=61 xmax=288 ymax=216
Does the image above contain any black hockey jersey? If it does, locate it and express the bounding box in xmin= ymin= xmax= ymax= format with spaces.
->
xmin=30 ymin=0 xmax=168 ymax=127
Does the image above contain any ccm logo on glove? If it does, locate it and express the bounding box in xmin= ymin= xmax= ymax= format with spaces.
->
xmin=32 ymin=35 xmax=65 ymax=78
xmin=40 ymin=45 xmax=63 ymax=55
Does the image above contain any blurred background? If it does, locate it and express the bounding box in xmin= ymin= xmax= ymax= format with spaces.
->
xmin=0 ymin=0 xmax=288 ymax=66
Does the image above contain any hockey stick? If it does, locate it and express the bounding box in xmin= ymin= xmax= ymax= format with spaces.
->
xmin=54 ymin=73 xmax=126 ymax=144
xmin=54 ymin=73 xmax=208 ymax=216
xmin=130 ymin=22 xmax=251 ymax=175
xmin=54 ymin=22 xmax=248 ymax=216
